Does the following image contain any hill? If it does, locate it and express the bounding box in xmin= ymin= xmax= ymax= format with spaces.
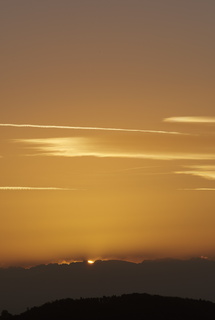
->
xmin=2 ymin=293 xmax=215 ymax=320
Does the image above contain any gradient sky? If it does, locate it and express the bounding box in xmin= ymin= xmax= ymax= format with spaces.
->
xmin=1 ymin=0 xmax=215 ymax=266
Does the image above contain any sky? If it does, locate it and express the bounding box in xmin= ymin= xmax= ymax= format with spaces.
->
xmin=0 ymin=0 xmax=215 ymax=267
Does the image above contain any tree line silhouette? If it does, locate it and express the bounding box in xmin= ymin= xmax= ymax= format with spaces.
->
xmin=1 ymin=293 xmax=215 ymax=320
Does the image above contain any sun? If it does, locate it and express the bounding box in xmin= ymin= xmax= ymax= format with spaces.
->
xmin=87 ymin=260 xmax=94 ymax=264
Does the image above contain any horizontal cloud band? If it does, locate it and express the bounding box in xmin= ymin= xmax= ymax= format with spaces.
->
xmin=0 ymin=123 xmax=183 ymax=135
xmin=181 ymin=188 xmax=215 ymax=191
xmin=164 ymin=117 xmax=215 ymax=123
xmin=16 ymin=137 xmax=215 ymax=161
xmin=175 ymin=170 xmax=215 ymax=180
xmin=0 ymin=187 xmax=77 ymax=191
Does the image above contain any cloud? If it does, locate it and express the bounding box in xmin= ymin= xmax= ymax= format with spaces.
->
xmin=181 ymin=188 xmax=215 ymax=191
xmin=15 ymin=137 xmax=215 ymax=161
xmin=193 ymin=188 xmax=215 ymax=191
xmin=0 ymin=123 xmax=184 ymax=135
xmin=164 ymin=117 xmax=215 ymax=124
xmin=176 ymin=166 xmax=215 ymax=189
xmin=0 ymin=187 xmax=78 ymax=191
xmin=185 ymin=165 xmax=215 ymax=170
xmin=175 ymin=169 xmax=215 ymax=181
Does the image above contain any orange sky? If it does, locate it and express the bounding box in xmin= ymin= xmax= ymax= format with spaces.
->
xmin=1 ymin=0 xmax=215 ymax=266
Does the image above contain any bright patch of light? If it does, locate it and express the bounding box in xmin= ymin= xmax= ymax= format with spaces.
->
xmin=87 ymin=260 xmax=94 ymax=264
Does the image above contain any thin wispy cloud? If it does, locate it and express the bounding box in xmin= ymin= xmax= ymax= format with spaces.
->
xmin=113 ymin=166 xmax=162 ymax=172
xmin=176 ymin=166 xmax=215 ymax=190
xmin=181 ymin=188 xmax=215 ymax=191
xmin=164 ymin=117 xmax=215 ymax=123
xmin=15 ymin=137 xmax=215 ymax=161
xmin=194 ymin=188 xmax=215 ymax=191
xmin=184 ymin=165 xmax=215 ymax=171
xmin=0 ymin=123 xmax=184 ymax=135
xmin=175 ymin=170 xmax=215 ymax=180
xmin=0 ymin=187 xmax=78 ymax=191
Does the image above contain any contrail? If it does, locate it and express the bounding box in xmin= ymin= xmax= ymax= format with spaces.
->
xmin=0 ymin=123 xmax=184 ymax=135
xmin=0 ymin=186 xmax=77 ymax=191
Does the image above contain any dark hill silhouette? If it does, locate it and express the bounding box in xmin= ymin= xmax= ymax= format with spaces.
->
xmin=2 ymin=293 xmax=215 ymax=320
xmin=1 ymin=258 xmax=215 ymax=314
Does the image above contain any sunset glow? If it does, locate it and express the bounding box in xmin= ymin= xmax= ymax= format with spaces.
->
xmin=1 ymin=0 xmax=215 ymax=267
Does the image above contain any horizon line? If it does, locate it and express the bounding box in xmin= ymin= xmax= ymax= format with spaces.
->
xmin=0 ymin=256 xmax=212 ymax=269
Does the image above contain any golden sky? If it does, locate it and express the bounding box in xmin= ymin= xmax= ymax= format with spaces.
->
xmin=1 ymin=0 xmax=215 ymax=266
